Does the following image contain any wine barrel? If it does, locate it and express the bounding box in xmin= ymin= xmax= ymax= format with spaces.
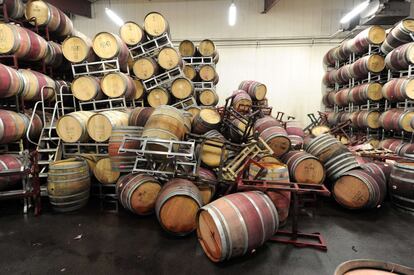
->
xmin=119 ymin=21 xmax=145 ymax=46
xmin=259 ymin=126 xmax=291 ymax=157
xmin=197 ymin=167 xmax=217 ymax=205
xmin=147 ymin=87 xmax=171 ymax=107
xmin=157 ymin=46 xmax=182 ymax=70
xmin=56 ymin=111 xmax=95 ymax=143
xmin=71 ymin=76 xmax=103 ymax=102
xmin=183 ymin=64 xmax=197 ymax=80
xmin=322 ymin=69 xmax=336 ymax=86
xmin=171 ymin=77 xmax=193 ymax=99
xmin=389 ymin=161 xmax=414 ymax=212
xmin=232 ymin=90 xmax=252 ymax=112
xmin=93 ymin=158 xmax=120 ymax=185
xmin=133 ymin=79 xmax=144 ymax=100
xmin=198 ymin=39 xmax=216 ymax=57
xmin=379 ymin=109 xmax=414 ymax=132
xmin=142 ymin=106 xmax=186 ymax=151
xmin=198 ymin=89 xmax=219 ymax=106
xmin=333 ymin=169 xmax=387 ymax=209
xmin=381 ymin=18 xmax=414 ymax=54
xmin=335 ymin=259 xmax=414 ymax=275
xmin=345 ymin=25 xmax=386 ymax=55
xmin=355 ymin=110 xmax=381 ymax=129
xmin=334 ymin=88 xmax=350 ymax=107
xmin=56 ymin=10 xmax=74 ymax=37
xmin=19 ymin=69 xmax=56 ymax=101
xmin=179 ymin=40 xmax=196 ymax=57
xmin=100 ymin=72 xmax=136 ymax=99
xmin=361 ymin=162 xmax=392 ymax=185
xmin=350 ymin=54 xmax=385 ymax=80
xmin=199 ymin=130 xmax=228 ymax=168
xmin=310 ymin=125 xmax=330 ymax=137
xmin=199 ymin=64 xmax=218 ymax=83
xmin=191 ymin=108 xmax=221 ymax=135
xmin=144 ymin=12 xmax=170 ymax=38
xmin=254 ymin=116 xmax=282 ymax=133
xmin=382 ymin=77 xmax=414 ymax=102
xmin=186 ymin=106 xmax=201 ymax=122
xmin=25 ymin=0 xmax=62 ymax=31
xmin=0 ymin=154 xmax=23 ymax=190
xmin=306 ymin=134 xmax=359 ymax=180
xmin=3 ymin=0 xmax=25 ymax=19
xmin=155 ymin=178 xmax=203 ymax=236
xmin=87 ymin=111 xmax=129 ymax=142
xmin=44 ymin=41 xmax=63 ymax=68
xmin=117 ymin=173 xmax=161 ymax=215
xmin=0 ymin=63 xmax=23 ymax=98
xmin=197 ymin=191 xmax=279 ymax=262
xmin=47 ymin=158 xmax=90 ymax=212
xmin=109 ymin=126 xmax=142 ymax=172
xmin=62 ymin=35 xmax=95 ymax=63
xmin=0 ymin=23 xmax=47 ymax=61
xmin=397 ymin=143 xmax=414 ymax=157
xmin=238 ymin=80 xmax=267 ymax=101
xmin=385 ymin=42 xmax=414 ymax=71
xmin=281 ymin=150 xmax=325 ymax=184
xmin=323 ymin=47 xmax=338 ymax=67
xmin=133 ymin=56 xmax=159 ymax=80
xmin=0 ymin=110 xmax=27 ymax=144
xmin=348 ymin=82 xmax=383 ymax=104
xmin=92 ymin=32 xmax=129 ymax=70
xmin=285 ymin=121 xmax=305 ymax=138
xmin=322 ymin=91 xmax=336 ymax=107
xmin=288 ymin=135 xmax=304 ymax=149
xmin=249 ymin=161 xmax=291 ymax=225
xmin=129 ymin=107 xmax=154 ymax=126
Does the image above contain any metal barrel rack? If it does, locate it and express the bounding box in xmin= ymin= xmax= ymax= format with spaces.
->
xmin=232 ymin=158 xmax=331 ymax=251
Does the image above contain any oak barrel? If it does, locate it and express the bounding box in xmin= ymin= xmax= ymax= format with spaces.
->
xmin=191 ymin=108 xmax=221 ymax=134
xmin=56 ymin=111 xmax=94 ymax=143
xmin=47 ymin=158 xmax=90 ymax=212
xmin=19 ymin=69 xmax=56 ymax=101
xmin=198 ymin=89 xmax=219 ymax=106
xmin=93 ymin=158 xmax=120 ymax=185
xmin=71 ymin=76 xmax=103 ymax=102
xmin=198 ymin=39 xmax=216 ymax=57
xmin=0 ymin=63 xmax=23 ymax=98
xmin=232 ymin=90 xmax=252 ymax=113
xmin=44 ymin=41 xmax=63 ymax=68
xmin=183 ymin=64 xmax=197 ymax=80
xmin=0 ymin=154 xmax=23 ymax=190
xmin=381 ymin=18 xmax=414 ymax=54
xmin=238 ymin=80 xmax=267 ymax=101
xmin=133 ymin=56 xmax=159 ymax=80
xmin=385 ymin=42 xmax=414 ymax=71
xmin=0 ymin=110 xmax=28 ymax=144
xmin=197 ymin=167 xmax=217 ymax=205
xmin=92 ymin=32 xmax=129 ymax=71
xmin=3 ymin=0 xmax=25 ymax=19
xmin=382 ymin=77 xmax=414 ymax=102
xmin=335 ymin=259 xmax=414 ymax=275
xmin=348 ymin=82 xmax=383 ymax=104
xmin=379 ymin=109 xmax=414 ymax=132
xmin=129 ymin=107 xmax=154 ymax=127
xmin=200 ymin=130 xmax=228 ymax=168
xmin=259 ymin=126 xmax=291 ymax=157
xmin=389 ymin=162 xmax=414 ymax=212
xmin=101 ymin=72 xmax=136 ymax=99
xmin=143 ymin=12 xmax=170 ymax=38
xmin=109 ymin=126 xmax=142 ymax=172
xmin=117 ymin=173 xmax=162 ymax=215
xmin=197 ymin=191 xmax=279 ymax=262
xmin=156 ymin=178 xmax=203 ymax=236
xmin=199 ymin=64 xmax=218 ymax=82
xmin=25 ymin=0 xmax=61 ymax=32
xmin=179 ymin=40 xmax=196 ymax=57
xmin=333 ymin=169 xmax=387 ymax=209
xmin=171 ymin=77 xmax=193 ymax=99
xmin=285 ymin=121 xmax=305 ymax=138
xmin=254 ymin=116 xmax=282 ymax=133
xmin=119 ymin=21 xmax=145 ymax=46
xmin=281 ymin=150 xmax=325 ymax=184
xmin=157 ymin=46 xmax=182 ymax=70
xmin=62 ymin=35 xmax=95 ymax=63
xmin=87 ymin=111 xmax=129 ymax=142
xmin=147 ymin=87 xmax=171 ymax=107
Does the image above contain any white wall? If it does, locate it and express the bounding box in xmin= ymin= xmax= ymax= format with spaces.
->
xmin=72 ymin=0 xmax=360 ymax=125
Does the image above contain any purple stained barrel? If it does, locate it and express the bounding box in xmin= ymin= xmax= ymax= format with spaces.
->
xmin=0 ymin=154 xmax=24 ymax=190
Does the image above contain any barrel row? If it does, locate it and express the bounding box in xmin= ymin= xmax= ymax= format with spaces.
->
xmin=379 ymin=138 xmax=414 ymax=158
xmin=323 ymin=54 xmax=385 ymax=86
xmin=323 ymin=26 xmax=386 ymax=67
xmin=381 ymin=18 xmax=414 ymax=55
xmin=179 ymin=39 xmax=220 ymax=60
xmin=183 ymin=64 xmax=219 ymax=84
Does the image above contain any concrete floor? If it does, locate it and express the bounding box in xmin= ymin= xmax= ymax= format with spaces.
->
xmin=0 ymin=199 xmax=413 ymax=275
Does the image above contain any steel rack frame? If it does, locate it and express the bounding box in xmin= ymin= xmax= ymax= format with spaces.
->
xmin=171 ymin=97 xmax=198 ymax=109
xmin=79 ymin=97 xmax=134 ymax=111
xmin=142 ymin=66 xmax=184 ymax=91
xmin=71 ymin=58 xmax=128 ymax=78
xmin=128 ymin=33 xmax=173 ymax=59
xmin=182 ymin=56 xmax=214 ymax=66
xmin=62 ymin=142 xmax=109 ymax=158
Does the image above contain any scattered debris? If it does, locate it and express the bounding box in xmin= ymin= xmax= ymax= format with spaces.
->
xmin=73 ymin=234 xmax=82 ymax=240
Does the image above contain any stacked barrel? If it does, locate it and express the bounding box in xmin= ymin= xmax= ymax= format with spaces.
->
xmin=179 ymin=39 xmax=220 ymax=107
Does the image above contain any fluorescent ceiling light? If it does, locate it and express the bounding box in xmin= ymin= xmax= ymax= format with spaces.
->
xmin=340 ymin=0 xmax=370 ymax=24
xmin=105 ymin=7 xmax=124 ymax=27
xmin=228 ymin=2 xmax=237 ymax=26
